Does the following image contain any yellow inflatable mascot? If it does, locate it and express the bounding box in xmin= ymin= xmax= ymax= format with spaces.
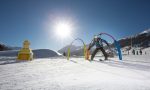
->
xmin=17 ymin=40 xmax=33 ymax=60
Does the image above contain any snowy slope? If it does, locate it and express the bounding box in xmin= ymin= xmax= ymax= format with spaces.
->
xmin=143 ymin=47 xmax=150 ymax=54
xmin=0 ymin=54 xmax=150 ymax=90
xmin=33 ymin=49 xmax=60 ymax=58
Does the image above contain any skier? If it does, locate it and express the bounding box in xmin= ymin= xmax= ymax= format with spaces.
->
xmin=132 ymin=49 xmax=135 ymax=55
xmin=145 ymin=51 xmax=147 ymax=55
xmin=136 ymin=51 xmax=139 ymax=55
xmin=139 ymin=49 xmax=142 ymax=55
xmin=88 ymin=35 xmax=108 ymax=61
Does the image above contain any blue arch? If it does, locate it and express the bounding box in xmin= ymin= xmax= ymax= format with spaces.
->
xmin=98 ymin=33 xmax=122 ymax=60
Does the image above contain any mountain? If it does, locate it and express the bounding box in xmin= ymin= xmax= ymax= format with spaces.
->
xmin=58 ymin=44 xmax=88 ymax=56
xmin=58 ymin=45 xmax=78 ymax=53
xmin=0 ymin=43 xmax=11 ymax=51
xmin=9 ymin=46 xmax=21 ymax=50
xmin=33 ymin=49 xmax=60 ymax=58
xmin=0 ymin=49 xmax=60 ymax=58
xmin=0 ymin=42 xmax=21 ymax=51
xmin=119 ymin=29 xmax=150 ymax=48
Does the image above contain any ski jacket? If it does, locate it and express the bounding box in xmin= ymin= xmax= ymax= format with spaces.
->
xmin=88 ymin=38 xmax=109 ymax=50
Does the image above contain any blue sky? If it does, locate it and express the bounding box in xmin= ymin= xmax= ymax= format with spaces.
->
xmin=0 ymin=0 xmax=150 ymax=50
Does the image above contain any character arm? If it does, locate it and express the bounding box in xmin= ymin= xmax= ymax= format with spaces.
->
xmin=102 ymin=39 xmax=110 ymax=47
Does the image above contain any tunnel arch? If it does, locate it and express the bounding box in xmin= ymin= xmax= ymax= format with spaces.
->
xmin=67 ymin=38 xmax=86 ymax=60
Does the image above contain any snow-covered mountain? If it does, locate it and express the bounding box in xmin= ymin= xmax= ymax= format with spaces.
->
xmin=139 ymin=28 xmax=150 ymax=35
xmin=58 ymin=45 xmax=79 ymax=53
xmin=33 ymin=49 xmax=60 ymax=58
xmin=0 ymin=43 xmax=21 ymax=51
xmin=58 ymin=44 xmax=90 ymax=56
xmin=0 ymin=43 xmax=11 ymax=51
xmin=0 ymin=49 xmax=60 ymax=58
xmin=119 ymin=29 xmax=150 ymax=48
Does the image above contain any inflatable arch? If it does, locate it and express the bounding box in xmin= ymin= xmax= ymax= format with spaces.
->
xmin=100 ymin=38 xmax=113 ymax=53
xmin=98 ymin=33 xmax=122 ymax=60
xmin=67 ymin=38 xmax=86 ymax=60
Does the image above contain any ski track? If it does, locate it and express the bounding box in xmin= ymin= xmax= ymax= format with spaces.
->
xmin=0 ymin=55 xmax=150 ymax=90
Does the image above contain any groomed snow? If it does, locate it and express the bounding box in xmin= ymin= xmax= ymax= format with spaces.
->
xmin=0 ymin=54 xmax=150 ymax=90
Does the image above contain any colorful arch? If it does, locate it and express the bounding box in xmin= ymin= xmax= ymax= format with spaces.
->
xmin=67 ymin=38 xmax=86 ymax=60
xmin=98 ymin=33 xmax=122 ymax=60
xmin=101 ymin=38 xmax=113 ymax=52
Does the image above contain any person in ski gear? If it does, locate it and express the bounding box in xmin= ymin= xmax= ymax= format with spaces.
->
xmin=139 ymin=49 xmax=142 ymax=55
xmin=136 ymin=51 xmax=139 ymax=55
xmin=132 ymin=49 xmax=135 ymax=55
xmin=88 ymin=35 xmax=108 ymax=60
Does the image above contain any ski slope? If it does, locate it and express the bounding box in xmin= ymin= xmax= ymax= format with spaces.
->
xmin=0 ymin=55 xmax=150 ymax=90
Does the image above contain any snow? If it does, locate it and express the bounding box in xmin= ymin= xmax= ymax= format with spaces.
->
xmin=0 ymin=53 xmax=150 ymax=90
xmin=140 ymin=29 xmax=150 ymax=35
xmin=143 ymin=47 xmax=150 ymax=54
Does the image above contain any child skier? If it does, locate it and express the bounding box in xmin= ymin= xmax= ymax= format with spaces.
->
xmin=88 ymin=35 xmax=108 ymax=61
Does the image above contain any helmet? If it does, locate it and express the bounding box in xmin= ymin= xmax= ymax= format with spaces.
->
xmin=94 ymin=35 xmax=98 ymax=39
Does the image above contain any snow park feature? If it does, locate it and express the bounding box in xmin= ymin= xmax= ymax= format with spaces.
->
xmin=0 ymin=30 xmax=150 ymax=90
xmin=85 ymin=33 xmax=122 ymax=61
xmin=66 ymin=33 xmax=122 ymax=61
xmin=67 ymin=38 xmax=87 ymax=60
xmin=86 ymin=36 xmax=111 ymax=61
xmin=99 ymin=33 xmax=122 ymax=60
xmin=85 ymin=48 xmax=90 ymax=60
xmin=17 ymin=40 xmax=33 ymax=60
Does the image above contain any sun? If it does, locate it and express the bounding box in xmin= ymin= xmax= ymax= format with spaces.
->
xmin=54 ymin=22 xmax=72 ymax=39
